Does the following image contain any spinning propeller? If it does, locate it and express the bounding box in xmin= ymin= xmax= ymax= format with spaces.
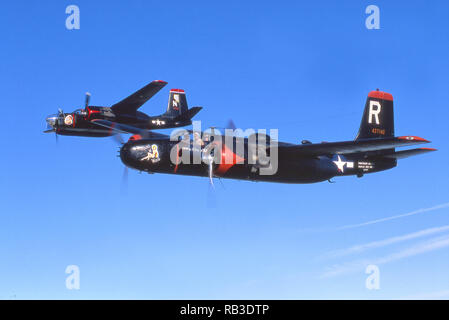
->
xmin=202 ymin=120 xmax=236 ymax=189
xmin=111 ymin=131 xmax=129 ymax=193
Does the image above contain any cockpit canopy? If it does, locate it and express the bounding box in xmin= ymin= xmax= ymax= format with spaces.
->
xmin=73 ymin=108 xmax=87 ymax=116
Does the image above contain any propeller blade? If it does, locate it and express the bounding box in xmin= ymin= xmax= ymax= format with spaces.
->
xmin=208 ymin=159 xmax=215 ymax=189
xmin=207 ymin=181 xmax=217 ymax=208
xmin=44 ymin=122 xmax=54 ymax=133
xmin=121 ymin=166 xmax=128 ymax=194
xmin=203 ymin=120 xmax=237 ymax=137
xmin=206 ymin=164 xmax=217 ymax=208
xmin=226 ymin=119 xmax=237 ymax=130
xmin=202 ymin=148 xmax=218 ymax=207
xmin=202 ymin=144 xmax=215 ymax=188
xmin=112 ymin=133 xmax=125 ymax=145
xmin=85 ymin=92 xmax=91 ymax=109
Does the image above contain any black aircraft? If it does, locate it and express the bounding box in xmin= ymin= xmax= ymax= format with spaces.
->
xmin=98 ymin=90 xmax=436 ymax=184
xmin=44 ymin=80 xmax=202 ymax=138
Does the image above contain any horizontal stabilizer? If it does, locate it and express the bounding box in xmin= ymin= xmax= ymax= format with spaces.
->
xmin=383 ymin=148 xmax=437 ymax=159
xmin=176 ymin=106 xmax=202 ymax=120
xmin=277 ymin=136 xmax=431 ymax=157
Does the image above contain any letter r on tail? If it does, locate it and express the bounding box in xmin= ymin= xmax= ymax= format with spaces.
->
xmin=368 ymin=101 xmax=381 ymax=125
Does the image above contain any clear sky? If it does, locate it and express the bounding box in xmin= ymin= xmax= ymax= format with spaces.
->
xmin=0 ymin=0 xmax=448 ymax=299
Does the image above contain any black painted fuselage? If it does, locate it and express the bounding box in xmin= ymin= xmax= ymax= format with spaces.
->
xmin=50 ymin=107 xmax=195 ymax=137
xmin=119 ymin=136 xmax=397 ymax=184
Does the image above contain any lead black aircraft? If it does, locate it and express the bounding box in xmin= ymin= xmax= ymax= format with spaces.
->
xmin=44 ymin=80 xmax=202 ymax=137
xmin=97 ymin=90 xmax=436 ymax=184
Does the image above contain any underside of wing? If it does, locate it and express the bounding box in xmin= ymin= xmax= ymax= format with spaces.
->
xmin=111 ymin=80 xmax=167 ymax=114
xmin=91 ymin=119 xmax=169 ymax=139
xmin=382 ymin=147 xmax=437 ymax=159
xmin=277 ymin=136 xmax=431 ymax=157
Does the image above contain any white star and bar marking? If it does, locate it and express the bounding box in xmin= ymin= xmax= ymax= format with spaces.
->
xmin=333 ymin=155 xmax=354 ymax=173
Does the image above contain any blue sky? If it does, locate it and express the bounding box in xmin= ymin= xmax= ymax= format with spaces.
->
xmin=0 ymin=0 xmax=448 ymax=299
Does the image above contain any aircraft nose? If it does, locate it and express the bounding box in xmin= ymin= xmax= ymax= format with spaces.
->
xmin=120 ymin=143 xmax=133 ymax=166
xmin=46 ymin=115 xmax=58 ymax=127
xmin=120 ymin=142 xmax=147 ymax=171
xmin=45 ymin=114 xmax=60 ymax=132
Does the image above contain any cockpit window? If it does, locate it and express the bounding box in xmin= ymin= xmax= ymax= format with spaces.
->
xmin=74 ymin=108 xmax=87 ymax=115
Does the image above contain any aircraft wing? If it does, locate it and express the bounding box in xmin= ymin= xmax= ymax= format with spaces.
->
xmin=382 ymin=147 xmax=437 ymax=159
xmin=91 ymin=119 xmax=169 ymax=139
xmin=110 ymin=80 xmax=167 ymax=114
xmin=276 ymin=136 xmax=431 ymax=157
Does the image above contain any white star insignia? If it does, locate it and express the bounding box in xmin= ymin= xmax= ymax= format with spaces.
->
xmin=333 ymin=155 xmax=346 ymax=173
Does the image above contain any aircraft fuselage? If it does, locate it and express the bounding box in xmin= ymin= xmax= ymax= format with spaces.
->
xmin=119 ymin=136 xmax=397 ymax=184
xmin=48 ymin=107 xmax=193 ymax=137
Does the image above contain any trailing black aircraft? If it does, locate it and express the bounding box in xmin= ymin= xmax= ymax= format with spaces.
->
xmin=99 ymin=90 xmax=436 ymax=184
xmin=44 ymin=80 xmax=202 ymax=138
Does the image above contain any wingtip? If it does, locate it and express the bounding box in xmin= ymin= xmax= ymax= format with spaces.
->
xmin=420 ymin=147 xmax=437 ymax=151
xmin=153 ymin=80 xmax=168 ymax=84
xmin=398 ymin=136 xmax=430 ymax=143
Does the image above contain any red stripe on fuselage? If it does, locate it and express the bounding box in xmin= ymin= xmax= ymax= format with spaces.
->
xmin=86 ymin=107 xmax=101 ymax=120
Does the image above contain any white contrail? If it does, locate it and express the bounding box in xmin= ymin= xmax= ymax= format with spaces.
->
xmin=321 ymin=234 xmax=449 ymax=278
xmin=337 ymin=202 xmax=449 ymax=230
xmin=324 ymin=225 xmax=449 ymax=259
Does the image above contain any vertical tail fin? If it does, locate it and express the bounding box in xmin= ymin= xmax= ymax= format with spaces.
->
xmin=164 ymin=89 xmax=188 ymax=118
xmin=356 ymin=90 xmax=394 ymax=140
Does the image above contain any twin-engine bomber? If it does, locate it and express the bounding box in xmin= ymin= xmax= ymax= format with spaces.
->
xmin=92 ymin=90 xmax=436 ymax=184
xmin=44 ymin=80 xmax=202 ymax=138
